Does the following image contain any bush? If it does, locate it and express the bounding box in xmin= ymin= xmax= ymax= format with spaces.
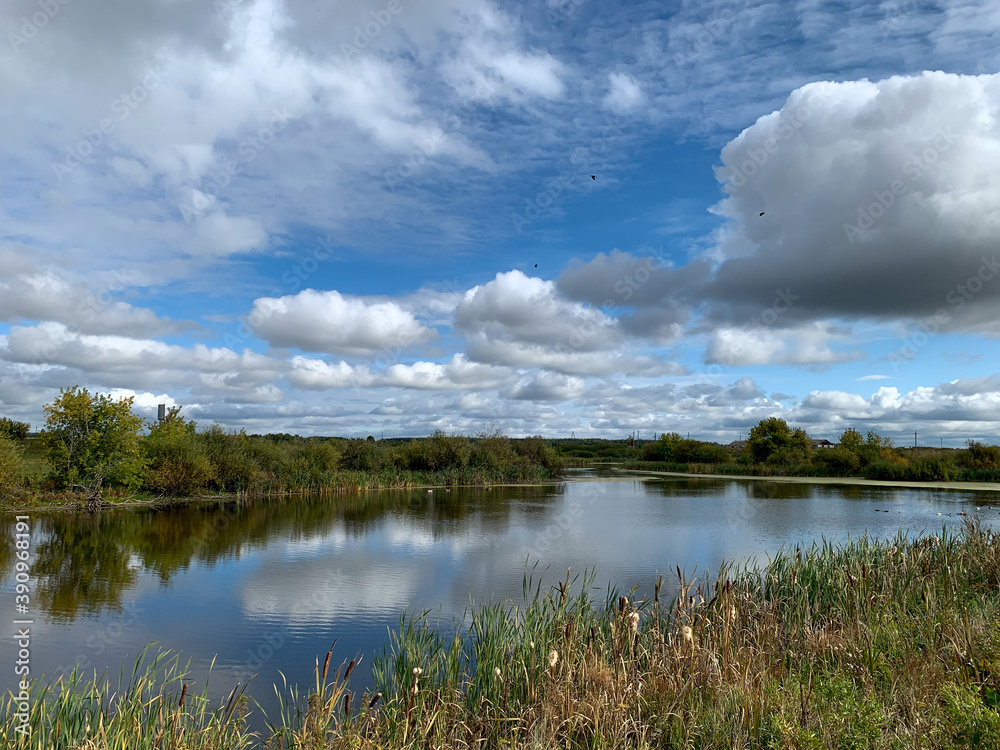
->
xmin=0 ymin=436 xmax=25 ymax=499
xmin=962 ymin=441 xmax=1000 ymax=470
xmin=339 ymin=438 xmax=388 ymax=473
xmin=811 ymin=447 xmax=861 ymax=473
xmin=0 ymin=417 xmax=30 ymax=440
xmin=200 ymin=425 xmax=263 ymax=493
xmin=287 ymin=440 xmax=340 ymax=488
xmin=143 ymin=414 xmax=213 ymax=496
xmin=641 ymin=433 xmax=729 ymax=464
xmin=514 ymin=436 xmax=561 ymax=474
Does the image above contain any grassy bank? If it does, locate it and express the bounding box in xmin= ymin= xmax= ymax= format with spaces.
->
xmin=7 ymin=521 xmax=1000 ymax=748
xmin=1 ymin=430 xmax=563 ymax=511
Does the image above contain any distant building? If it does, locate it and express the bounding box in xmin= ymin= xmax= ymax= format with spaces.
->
xmin=811 ymin=439 xmax=836 ymax=449
xmin=726 ymin=440 xmax=747 ymax=451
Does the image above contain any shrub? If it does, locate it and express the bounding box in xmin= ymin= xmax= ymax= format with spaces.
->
xmin=514 ymin=436 xmax=561 ymax=474
xmin=0 ymin=436 xmax=25 ymax=499
xmin=0 ymin=417 xmax=30 ymax=440
xmin=200 ymin=425 xmax=263 ymax=493
xmin=339 ymin=438 xmax=388 ymax=473
xmin=962 ymin=440 xmax=1000 ymax=470
xmin=811 ymin=446 xmax=861 ymax=473
xmin=143 ymin=414 xmax=212 ymax=496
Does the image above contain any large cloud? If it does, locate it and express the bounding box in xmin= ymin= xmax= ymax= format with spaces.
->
xmin=251 ymin=289 xmax=438 ymax=355
xmin=706 ymin=72 xmax=1000 ymax=329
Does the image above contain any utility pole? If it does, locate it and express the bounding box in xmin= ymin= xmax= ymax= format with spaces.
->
xmin=914 ymin=430 xmax=917 ymax=448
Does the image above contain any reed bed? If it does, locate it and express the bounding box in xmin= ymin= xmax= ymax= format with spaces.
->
xmin=6 ymin=521 xmax=1000 ymax=748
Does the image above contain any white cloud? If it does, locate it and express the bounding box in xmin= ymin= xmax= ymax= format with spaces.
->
xmin=251 ymin=289 xmax=438 ymax=355
xmin=603 ymin=72 xmax=643 ymax=113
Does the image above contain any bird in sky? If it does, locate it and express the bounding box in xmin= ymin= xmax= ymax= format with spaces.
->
xmin=760 ymin=211 xmax=765 ymax=216
xmin=591 ymin=175 xmax=596 ymax=180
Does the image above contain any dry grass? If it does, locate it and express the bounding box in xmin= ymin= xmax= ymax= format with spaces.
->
xmin=6 ymin=521 xmax=1000 ymax=749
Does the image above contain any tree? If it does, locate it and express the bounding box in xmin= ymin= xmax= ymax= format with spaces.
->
xmin=0 ymin=417 xmax=30 ymax=440
xmin=41 ymin=387 xmax=146 ymax=494
xmin=839 ymin=428 xmax=864 ymax=454
xmin=745 ymin=417 xmax=811 ymax=464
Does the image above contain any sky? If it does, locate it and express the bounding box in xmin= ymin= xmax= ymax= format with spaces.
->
xmin=2 ymin=0 xmax=1000 ymax=444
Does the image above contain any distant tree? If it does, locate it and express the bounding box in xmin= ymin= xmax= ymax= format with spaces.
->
xmin=41 ymin=387 xmax=146 ymax=494
xmin=746 ymin=417 xmax=811 ymax=464
xmin=0 ymin=417 xmax=30 ymax=440
xmin=839 ymin=428 xmax=864 ymax=454
xmin=962 ymin=440 xmax=1000 ymax=470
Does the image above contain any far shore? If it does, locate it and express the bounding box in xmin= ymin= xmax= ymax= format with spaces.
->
xmin=622 ymin=468 xmax=1000 ymax=492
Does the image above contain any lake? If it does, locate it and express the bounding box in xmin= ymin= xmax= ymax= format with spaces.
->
xmin=3 ymin=470 xmax=999 ymax=729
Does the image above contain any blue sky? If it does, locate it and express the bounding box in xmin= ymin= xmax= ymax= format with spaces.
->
xmin=2 ymin=0 xmax=1000 ymax=443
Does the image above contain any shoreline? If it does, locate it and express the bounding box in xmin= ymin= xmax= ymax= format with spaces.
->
xmin=623 ymin=468 xmax=1000 ymax=492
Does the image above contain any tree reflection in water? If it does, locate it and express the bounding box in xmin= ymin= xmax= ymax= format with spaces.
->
xmin=9 ymin=486 xmax=558 ymax=620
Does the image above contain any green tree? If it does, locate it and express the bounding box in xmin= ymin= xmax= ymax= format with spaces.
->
xmin=0 ymin=417 xmax=30 ymax=440
xmin=143 ymin=409 xmax=213 ymax=496
xmin=745 ymin=417 xmax=811 ymax=464
xmin=839 ymin=428 xmax=864 ymax=454
xmin=41 ymin=387 xmax=146 ymax=494
xmin=0 ymin=436 xmax=25 ymax=500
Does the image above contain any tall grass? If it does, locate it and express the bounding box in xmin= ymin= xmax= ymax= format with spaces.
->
xmin=7 ymin=521 xmax=1000 ymax=748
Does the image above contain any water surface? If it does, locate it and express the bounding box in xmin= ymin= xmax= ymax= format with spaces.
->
xmin=2 ymin=473 xmax=997 ymax=727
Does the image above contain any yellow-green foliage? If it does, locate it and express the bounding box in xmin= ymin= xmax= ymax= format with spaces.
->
xmin=41 ymin=386 xmax=146 ymax=493
xmin=0 ymin=435 xmax=24 ymax=497
xmin=143 ymin=411 xmax=213 ymax=496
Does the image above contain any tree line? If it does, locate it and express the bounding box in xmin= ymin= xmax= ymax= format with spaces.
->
xmin=0 ymin=387 xmax=563 ymax=504
xmin=637 ymin=416 xmax=1000 ymax=481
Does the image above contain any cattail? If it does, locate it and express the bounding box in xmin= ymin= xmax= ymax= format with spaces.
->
xmin=343 ymin=659 xmax=356 ymax=682
xmin=411 ymin=667 xmax=422 ymax=696
xmin=628 ymin=611 xmax=640 ymax=633
xmin=727 ymin=605 xmax=737 ymax=623
xmin=494 ymin=666 xmax=502 ymax=679
xmin=368 ymin=692 xmax=382 ymax=709
xmin=681 ymin=626 xmax=693 ymax=645
xmin=178 ymin=683 xmax=188 ymax=708
xmin=529 ymin=641 xmax=535 ymax=650
xmin=322 ymin=649 xmax=332 ymax=681
xmin=618 ymin=595 xmax=628 ymax=614
xmin=547 ymin=649 xmax=559 ymax=668
xmin=343 ymin=693 xmax=351 ymax=718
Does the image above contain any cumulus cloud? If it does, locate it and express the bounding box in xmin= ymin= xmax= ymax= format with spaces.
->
xmin=706 ymin=72 xmax=1000 ymax=330
xmin=705 ymin=324 xmax=864 ymax=368
xmin=251 ymin=289 xmax=438 ymax=355
xmin=0 ymin=252 xmax=188 ymax=337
